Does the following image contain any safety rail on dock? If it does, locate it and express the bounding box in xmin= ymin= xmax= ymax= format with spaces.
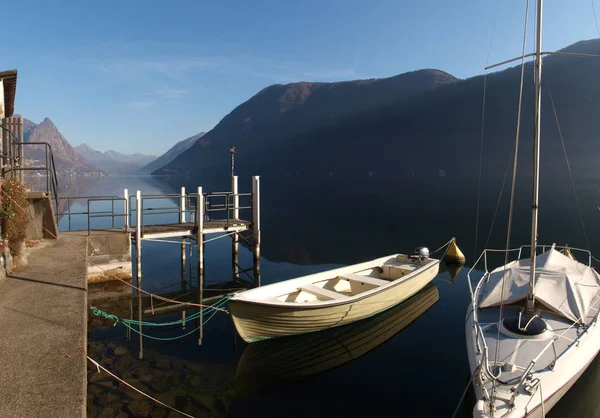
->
xmin=56 ymin=176 xmax=258 ymax=241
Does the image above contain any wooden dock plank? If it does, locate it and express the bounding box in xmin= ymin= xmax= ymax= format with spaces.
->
xmin=128 ymin=220 xmax=251 ymax=239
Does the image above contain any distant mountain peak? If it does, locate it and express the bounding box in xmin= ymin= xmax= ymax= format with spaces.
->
xmin=76 ymin=143 xmax=95 ymax=152
xmin=75 ymin=143 xmax=157 ymax=174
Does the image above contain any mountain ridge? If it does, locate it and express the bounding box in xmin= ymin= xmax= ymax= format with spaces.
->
xmin=154 ymin=69 xmax=458 ymax=174
xmin=139 ymin=132 xmax=206 ymax=174
xmin=152 ymin=38 xmax=600 ymax=183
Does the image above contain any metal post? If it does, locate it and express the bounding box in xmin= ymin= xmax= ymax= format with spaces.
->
xmin=180 ymin=186 xmax=186 ymax=223
xmin=127 ymin=296 xmax=132 ymax=344
xmin=230 ymin=146 xmax=235 ymax=177
xmin=123 ymin=189 xmax=129 ymax=231
xmin=232 ymin=230 xmax=239 ymax=282
xmin=231 ymin=175 xmax=239 ymax=220
xmin=180 ymin=187 xmax=187 ymax=328
xmin=17 ymin=118 xmax=23 ymax=183
xmin=45 ymin=146 xmax=50 ymax=194
xmin=197 ymin=186 xmax=204 ymax=345
xmin=181 ymin=236 xmax=187 ymax=329
xmin=135 ymin=190 xmax=143 ymax=359
xmin=528 ymin=0 xmax=544 ymax=312
xmin=252 ymin=176 xmax=261 ymax=286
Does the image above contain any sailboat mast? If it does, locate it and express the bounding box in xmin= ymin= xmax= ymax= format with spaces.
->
xmin=528 ymin=0 xmax=543 ymax=310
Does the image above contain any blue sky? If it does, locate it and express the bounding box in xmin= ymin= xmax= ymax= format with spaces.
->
xmin=2 ymin=0 xmax=599 ymax=155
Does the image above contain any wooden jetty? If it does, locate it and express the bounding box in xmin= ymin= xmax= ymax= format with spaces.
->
xmin=127 ymin=176 xmax=260 ymax=358
xmin=60 ymin=175 xmax=262 ymax=359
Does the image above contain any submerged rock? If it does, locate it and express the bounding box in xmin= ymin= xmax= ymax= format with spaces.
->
xmin=114 ymin=346 xmax=129 ymax=356
xmin=128 ymin=399 xmax=154 ymax=417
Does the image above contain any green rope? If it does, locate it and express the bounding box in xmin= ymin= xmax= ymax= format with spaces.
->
xmin=121 ymin=307 xmax=223 ymax=341
xmin=89 ymin=295 xmax=232 ymax=328
xmin=90 ymin=306 xmax=122 ymax=324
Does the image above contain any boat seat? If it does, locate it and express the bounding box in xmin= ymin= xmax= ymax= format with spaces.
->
xmin=340 ymin=273 xmax=389 ymax=287
xmin=299 ymin=284 xmax=348 ymax=301
xmin=381 ymin=264 xmax=418 ymax=280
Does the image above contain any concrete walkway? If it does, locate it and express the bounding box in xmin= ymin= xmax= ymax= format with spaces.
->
xmin=0 ymin=233 xmax=88 ymax=417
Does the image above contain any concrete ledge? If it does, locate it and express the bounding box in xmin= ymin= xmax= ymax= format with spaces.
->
xmin=85 ymin=230 xmax=132 ymax=282
xmin=0 ymin=235 xmax=87 ymax=417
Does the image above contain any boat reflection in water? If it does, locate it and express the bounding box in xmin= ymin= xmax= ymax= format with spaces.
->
xmin=230 ymin=283 xmax=439 ymax=396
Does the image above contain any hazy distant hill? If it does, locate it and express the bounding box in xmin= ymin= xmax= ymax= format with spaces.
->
xmin=75 ymin=144 xmax=156 ymax=174
xmin=21 ymin=117 xmax=102 ymax=176
xmin=138 ymin=132 xmax=205 ymax=174
xmin=153 ymin=69 xmax=458 ymax=174
xmin=153 ymin=39 xmax=600 ymax=184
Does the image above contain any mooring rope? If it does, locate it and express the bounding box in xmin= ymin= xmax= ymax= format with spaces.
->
xmin=451 ymin=366 xmax=479 ymax=418
xmin=0 ymin=187 xmax=229 ymax=313
xmin=87 ymin=356 xmax=194 ymax=418
xmin=121 ymin=307 xmax=223 ymax=341
xmin=431 ymin=238 xmax=455 ymax=256
xmin=90 ymin=296 xmax=231 ymax=328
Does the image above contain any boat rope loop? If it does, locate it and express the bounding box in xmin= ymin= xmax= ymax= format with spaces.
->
xmin=87 ymin=356 xmax=194 ymax=418
xmin=493 ymin=0 xmax=531 ymax=401
xmin=0 ymin=187 xmax=229 ymax=313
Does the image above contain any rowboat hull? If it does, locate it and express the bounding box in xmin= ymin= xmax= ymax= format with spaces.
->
xmin=228 ymin=255 xmax=440 ymax=343
xmin=232 ymin=283 xmax=439 ymax=396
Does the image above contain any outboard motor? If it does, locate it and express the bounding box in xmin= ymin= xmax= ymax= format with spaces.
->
xmin=410 ymin=246 xmax=430 ymax=261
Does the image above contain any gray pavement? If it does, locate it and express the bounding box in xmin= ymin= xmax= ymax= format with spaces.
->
xmin=0 ymin=233 xmax=88 ymax=418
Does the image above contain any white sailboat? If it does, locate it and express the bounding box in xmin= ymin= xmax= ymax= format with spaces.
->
xmin=466 ymin=2 xmax=600 ymax=417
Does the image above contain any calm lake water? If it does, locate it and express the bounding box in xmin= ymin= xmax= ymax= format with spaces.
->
xmin=52 ymin=173 xmax=600 ymax=418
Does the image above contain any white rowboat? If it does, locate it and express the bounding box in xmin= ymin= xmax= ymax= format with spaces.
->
xmin=228 ymin=249 xmax=440 ymax=343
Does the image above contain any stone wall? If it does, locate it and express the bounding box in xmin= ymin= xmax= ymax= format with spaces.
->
xmin=0 ymin=241 xmax=27 ymax=281
xmin=26 ymin=192 xmax=58 ymax=240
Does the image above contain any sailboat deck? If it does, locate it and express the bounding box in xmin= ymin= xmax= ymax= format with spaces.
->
xmin=476 ymin=296 xmax=600 ymax=382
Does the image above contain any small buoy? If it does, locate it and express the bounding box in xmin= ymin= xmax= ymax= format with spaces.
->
xmin=443 ymin=238 xmax=466 ymax=265
xmin=561 ymin=246 xmax=576 ymax=260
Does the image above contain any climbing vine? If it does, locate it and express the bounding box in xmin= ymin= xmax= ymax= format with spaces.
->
xmin=1 ymin=178 xmax=30 ymax=257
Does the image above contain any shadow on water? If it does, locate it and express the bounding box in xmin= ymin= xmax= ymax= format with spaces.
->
xmin=75 ymin=174 xmax=600 ymax=417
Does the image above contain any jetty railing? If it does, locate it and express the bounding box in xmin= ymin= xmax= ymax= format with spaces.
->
xmin=56 ymin=179 xmax=254 ymax=236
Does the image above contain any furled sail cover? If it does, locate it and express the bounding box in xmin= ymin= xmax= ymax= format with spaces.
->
xmin=478 ymin=249 xmax=600 ymax=323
